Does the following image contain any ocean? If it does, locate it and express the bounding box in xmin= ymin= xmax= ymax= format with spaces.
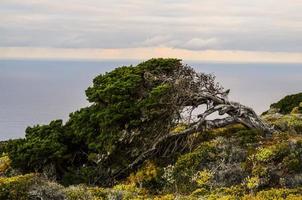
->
xmin=0 ymin=59 xmax=301 ymax=140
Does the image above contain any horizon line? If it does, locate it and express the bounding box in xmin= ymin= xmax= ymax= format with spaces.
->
xmin=1 ymin=47 xmax=302 ymax=64
xmin=1 ymin=57 xmax=302 ymax=65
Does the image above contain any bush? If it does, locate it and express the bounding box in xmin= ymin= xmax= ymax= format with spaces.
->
xmin=0 ymin=173 xmax=35 ymax=200
xmin=234 ymin=129 xmax=262 ymax=146
xmin=192 ymin=169 xmax=213 ymax=188
xmin=245 ymin=176 xmax=260 ymax=191
xmin=252 ymin=143 xmax=290 ymax=163
xmin=201 ymin=185 xmax=245 ymax=200
xmin=270 ymin=93 xmax=302 ymax=114
xmin=0 ymin=154 xmax=11 ymax=175
xmin=290 ymin=102 xmax=302 ymax=114
xmin=64 ymin=185 xmax=93 ymax=200
xmin=29 ymin=179 xmax=66 ymax=200
xmin=254 ymin=147 xmax=275 ymax=162
xmin=273 ymin=115 xmax=302 ymax=133
xmin=214 ymin=163 xmax=246 ymax=187
xmin=127 ymin=160 xmax=159 ymax=189
xmin=172 ymin=142 xmax=216 ymax=192
xmin=242 ymin=188 xmax=302 ymax=200
xmin=207 ymin=124 xmax=245 ymax=139
xmin=153 ymin=194 xmax=175 ymax=200
xmin=111 ymin=183 xmax=147 ymax=199
xmin=281 ymin=140 xmax=302 ymax=173
xmin=173 ymin=143 xmax=216 ymax=175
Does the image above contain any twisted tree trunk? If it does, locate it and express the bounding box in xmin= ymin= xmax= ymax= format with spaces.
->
xmin=115 ymin=90 xmax=273 ymax=179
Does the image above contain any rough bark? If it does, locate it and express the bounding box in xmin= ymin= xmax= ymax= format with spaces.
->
xmin=115 ymin=91 xmax=274 ymax=179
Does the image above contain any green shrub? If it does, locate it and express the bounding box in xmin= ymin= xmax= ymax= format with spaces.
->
xmin=271 ymin=114 xmax=302 ymax=133
xmin=29 ymin=179 xmax=66 ymax=200
xmin=201 ymin=185 xmax=245 ymax=200
xmin=153 ymin=194 xmax=175 ymax=200
xmin=87 ymin=187 xmax=109 ymax=199
xmin=172 ymin=142 xmax=216 ymax=192
xmin=234 ymin=129 xmax=262 ymax=146
xmin=252 ymin=143 xmax=290 ymax=163
xmin=270 ymin=93 xmax=302 ymax=114
xmin=282 ymin=141 xmax=302 ymax=173
xmin=245 ymin=176 xmax=260 ymax=191
xmin=0 ymin=154 xmax=11 ymax=175
xmin=245 ymin=188 xmax=302 ymax=200
xmin=64 ymin=185 xmax=93 ymax=200
xmin=290 ymin=104 xmax=302 ymax=114
xmin=0 ymin=173 xmax=35 ymax=200
xmin=207 ymin=124 xmax=245 ymax=139
xmin=193 ymin=169 xmax=213 ymax=188
xmin=174 ymin=142 xmax=216 ymax=174
xmin=127 ymin=160 xmax=163 ymax=192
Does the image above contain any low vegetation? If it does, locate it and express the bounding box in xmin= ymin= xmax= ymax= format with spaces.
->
xmin=263 ymin=92 xmax=302 ymax=115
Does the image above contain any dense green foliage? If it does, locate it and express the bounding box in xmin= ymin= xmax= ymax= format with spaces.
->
xmin=268 ymin=92 xmax=302 ymax=114
xmin=5 ymin=58 xmax=186 ymax=186
xmin=6 ymin=120 xmax=78 ymax=177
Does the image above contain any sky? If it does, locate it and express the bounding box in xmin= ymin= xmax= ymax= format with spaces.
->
xmin=1 ymin=0 xmax=302 ymax=62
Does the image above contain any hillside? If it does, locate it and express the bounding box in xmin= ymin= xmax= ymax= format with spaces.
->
xmin=263 ymin=93 xmax=302 ymax=115
xmin=0 ymin=59 xmax=302 ymax=200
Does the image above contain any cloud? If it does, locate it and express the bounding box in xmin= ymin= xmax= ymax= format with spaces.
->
xmin=0 ymin=0 xmax=302 ymax=55
xmin=181 ymin=38 xmax=220 ymax=50
xmin=1 ymin=47 xmax=302 ymax=63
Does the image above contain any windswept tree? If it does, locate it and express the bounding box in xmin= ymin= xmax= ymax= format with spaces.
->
xmin=6 ymin=58 xmax=273 ymax=186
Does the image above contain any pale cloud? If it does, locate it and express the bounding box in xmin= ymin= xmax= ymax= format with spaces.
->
xmin=181 ymin=38 xmax=220 ymax=50
xmin=1 ymin=47 xmax=302 ymax=63
xmin=0 ymin=0 xmax=302 ymax=60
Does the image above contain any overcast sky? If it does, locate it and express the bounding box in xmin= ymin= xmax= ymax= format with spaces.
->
xmin=1 ymin=0 xmax=302 ymax=62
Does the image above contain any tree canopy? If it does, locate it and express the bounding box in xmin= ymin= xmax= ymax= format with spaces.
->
xmin=5 ymin=58 xmax=272 ymax=186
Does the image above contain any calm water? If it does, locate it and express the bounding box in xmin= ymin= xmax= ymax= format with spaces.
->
xmin=0 ymin=59 xmax=302 ymax=140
